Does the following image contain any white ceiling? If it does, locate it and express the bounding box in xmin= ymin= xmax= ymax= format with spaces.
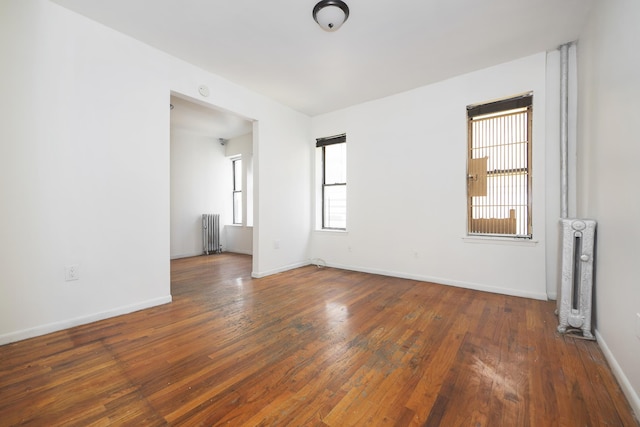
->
xmin=52 ymin=0 xmax=595 ymax=117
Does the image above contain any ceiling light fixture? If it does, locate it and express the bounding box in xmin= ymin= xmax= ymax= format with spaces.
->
xmin=313 ymin=0 xmax=349 ymax=32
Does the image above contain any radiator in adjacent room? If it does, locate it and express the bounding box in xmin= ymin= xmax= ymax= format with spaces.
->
xmin=557 ymin=218 xmax=596 ymax=339
xmin=202 ymin=214 xmax=221 ymax=255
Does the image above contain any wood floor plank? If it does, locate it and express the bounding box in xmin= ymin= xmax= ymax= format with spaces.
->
xmin=576 ymin=338 xmax=640 ymax=427
xmin=0 ymin=253 xmax=637 ymax=426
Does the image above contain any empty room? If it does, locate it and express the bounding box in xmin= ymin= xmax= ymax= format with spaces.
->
xmin=1 ymin=0 xmax=639 ymax=425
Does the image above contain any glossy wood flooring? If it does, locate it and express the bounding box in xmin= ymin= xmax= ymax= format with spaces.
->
xmin=1 ymin=253 xmax=637 ymax=426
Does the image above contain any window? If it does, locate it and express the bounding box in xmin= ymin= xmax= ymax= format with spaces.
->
xmin=245 ymin=155 xmax=253 ymax=227
xmin=467 ymin=94 xmax=532 ymax=238
xmin=317 ymin=134 xmax=346 ymax=230
xmin=232 ymin=157 xmax=242 ymax=225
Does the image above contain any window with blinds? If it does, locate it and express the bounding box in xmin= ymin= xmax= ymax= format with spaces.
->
xmin=467 ymin=94 xmax=532 ymax=238
xmin=316 ymin=134 xmax=346 ymax=230
xmin=232 ymin=157 xmax=242 ymax=225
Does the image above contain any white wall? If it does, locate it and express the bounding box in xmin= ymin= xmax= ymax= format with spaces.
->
xmin=250 ymin=118 xmax=314 ymax=276
xmin=311 ymin=53 xmax=557 ymax=300
xmin=170 ymin=128 xmax=231 ymax=259
xmin=0 ymin=0 xmax=171 ymax=343
xmin=577 ymin=0 xmax=640 ymax=416
xmin=0 ymin=0 xmax=311 ymax=344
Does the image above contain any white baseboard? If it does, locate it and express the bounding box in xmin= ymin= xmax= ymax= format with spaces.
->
xmin=251 ymin=260 xmax=309 ymax=278
xmin=226 ymin=249 xmax=253 ymax=255
xmin=595 ymin=330 xmax=640 ymax=421
xmin=170 ymin=252 xmax=202 ymax=260
xmin=171 ymin=250 xmax=253 ymax=260
xmin=0 ymin=295 xmax=172 ymax=346
xmin=255 ymin=259 xmax=548 ymax=300
xmin=321 ymin=261 xmax=549 ymax=301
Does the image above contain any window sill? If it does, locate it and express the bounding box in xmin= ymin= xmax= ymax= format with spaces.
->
xmin=315 ymin=228 xmax=348 ymax=234
xmin=462 ymin=236 xmax=538 ymax=246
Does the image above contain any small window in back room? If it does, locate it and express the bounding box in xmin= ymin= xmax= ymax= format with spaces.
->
xmin=232 ymin=157 xmax=242 ymax=225
xmin=316 ymin=134 xmax=346 ymax=230
xmin=467 ymin=93 xmax=532 ymax=238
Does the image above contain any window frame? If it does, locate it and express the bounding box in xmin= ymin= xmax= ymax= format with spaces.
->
xmin=316 ymin=134 xmax=347 ymax=231
xmin=232 ymin=157 xmax=242 ymax=225
xmin=466 ymin=94 xmax=533 ymax=238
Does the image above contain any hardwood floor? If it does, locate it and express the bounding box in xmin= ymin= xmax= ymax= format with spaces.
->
xmin=1 ymin=253 xmax=637 ymax=426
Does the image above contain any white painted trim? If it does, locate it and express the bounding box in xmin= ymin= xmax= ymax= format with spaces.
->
xmin=227 ymin=250 xmax=253 ymax=256
xmin=255 ymin=261 xmax=548 ymax=300
xmin=251 ymin=261 xmax=310 ymax=278
xmin=170 ymin=252 xmax=203 ymax=260
xmin=0 ymin=296 xmax=172 ymax=346
xmin=462 ymin=236 xmax=539 ymax=247
xmin=314 ymin=229 xmax=348 ymax=234
xmin=319 ymin=262 xmax=548 ymax=300
xmin=595 ymin=329 xmax=640 ymax=421
xmin=171 ymin=250 xmax=254 ymax=260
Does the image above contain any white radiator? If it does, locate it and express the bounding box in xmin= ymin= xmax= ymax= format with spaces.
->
xmin=557 ymin=218 xmax=596 ymax=339
xmin=202 ymin=214 xmax=221 ymax=255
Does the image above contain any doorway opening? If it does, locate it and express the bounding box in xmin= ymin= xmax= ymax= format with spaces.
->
xmin=169 ymin=93 xmax=255 ymax=268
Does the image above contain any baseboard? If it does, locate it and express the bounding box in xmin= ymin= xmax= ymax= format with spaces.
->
xmin=170 ymin=252 xmax=202 ymax=260
xmin=251 ymin=260 xmax=309 ymax=278
xmin=595 ymin=329 xmax=640 ymax=421
xmin=250 ymin=258 xmax=548 ymax=301
xmin=171 ymin=250 xmax=254 ymax=260
xmin=320 ymin=261 xmax=549 ymax=301
xmin=0 ymin=295 xmax=172 ymax=346
xmin=226 ymin=249 xmax=253 ymax=256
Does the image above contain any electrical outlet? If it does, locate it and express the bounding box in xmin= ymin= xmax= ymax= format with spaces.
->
xmin=65 ymin=265 xmax=79 ymax=281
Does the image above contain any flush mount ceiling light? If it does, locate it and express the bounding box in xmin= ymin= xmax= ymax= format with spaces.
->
xmin=313 ymin=0 xmax=349 ymax=32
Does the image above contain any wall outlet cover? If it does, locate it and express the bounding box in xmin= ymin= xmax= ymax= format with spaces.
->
xmin=65 ymin=265 xmax=79 ymax=281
